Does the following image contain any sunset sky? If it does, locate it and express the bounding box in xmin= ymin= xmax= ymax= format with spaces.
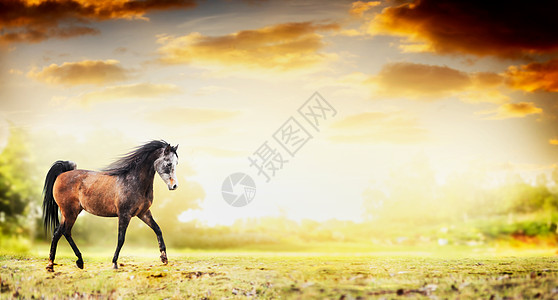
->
xmin=1 ymin=0 xmax=557 ymax=225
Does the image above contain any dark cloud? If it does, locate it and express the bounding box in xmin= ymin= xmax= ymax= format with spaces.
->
xmin=0 ymin=0 xmax=197 ymax=44
xmin=368 ymin=0 xmax=558 ymax=58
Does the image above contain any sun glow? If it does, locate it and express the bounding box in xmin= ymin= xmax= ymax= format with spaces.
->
xmin=1 ymin=0 xmax=557 ymax=230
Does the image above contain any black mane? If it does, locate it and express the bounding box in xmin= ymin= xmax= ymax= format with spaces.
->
xmin=103 ymin=140 xmax=175 ymax=176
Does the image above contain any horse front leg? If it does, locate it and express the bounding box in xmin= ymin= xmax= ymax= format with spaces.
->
xmin=112 ymin=214 xmax=131 ymax=269
xmin=138 ymin=210 xmax=167 ymax=265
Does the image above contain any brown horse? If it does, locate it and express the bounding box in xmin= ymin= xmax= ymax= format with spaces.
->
xmin=42 ymin=140 xmax=179 ymax=271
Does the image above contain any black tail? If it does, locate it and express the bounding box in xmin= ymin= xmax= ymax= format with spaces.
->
xmin=42 ymin=160 xmax=76 ymax=235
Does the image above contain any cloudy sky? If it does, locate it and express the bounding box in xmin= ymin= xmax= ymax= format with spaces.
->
xmin=1 ymin=0 xmax=557 ymax=225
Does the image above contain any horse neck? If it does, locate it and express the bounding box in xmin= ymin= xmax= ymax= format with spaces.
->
xmin=128 ymin=152 xmax=158 ymax=196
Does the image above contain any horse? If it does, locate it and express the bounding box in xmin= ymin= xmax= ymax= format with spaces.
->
xmin=42 ymin=140 xmax=179 ymax=271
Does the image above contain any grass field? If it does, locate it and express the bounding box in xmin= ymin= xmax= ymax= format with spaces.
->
xmin=1 ymin=247 xmax=558 ymax=299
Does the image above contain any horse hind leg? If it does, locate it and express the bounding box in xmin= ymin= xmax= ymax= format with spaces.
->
xmin=46 ymin=222 xmax=65 ymax=272
xmin=62 ymin=212 xmax=84 ymax=269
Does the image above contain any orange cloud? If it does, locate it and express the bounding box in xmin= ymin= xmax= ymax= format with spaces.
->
xmin=372 ymin=63 xmax=551 ymax=119
xmin=349 ymin=1 xmax=380 ymax=17
xmin=329 ymin=111 xmax=428 ymax=144
xmin=550 ymin=139 xmax=558 ymax=146
xmin=471 ymin=72 xmax=504 ymax=89
xmin=478 ymin=102 xmax=543 ymax=120
xmin=79 ymin=83 xmax=180 ymax=104
xmin=370 ymin=62 xmax=516 ymax=104
xmin=370 ymin=62 xmax=515 ymax=104
xmin=367 ymin=0 xmax=558 ymax=58
xmin=0 ymin=26 xmax=100 ymax=43
xmin=0 ymin=0 xmax=197 ymax=44
xmin=505 ymin=59 xmax=558 ymax=92
xmin=28 ymin=60 xmax=129 ymax=86
xmin=157 ymin=22 xmax=340 ymax=71
xmin=457 ymin=90 xmax=509 ymax=105
xmin=372 ymin=62 xmax=471 ymax=99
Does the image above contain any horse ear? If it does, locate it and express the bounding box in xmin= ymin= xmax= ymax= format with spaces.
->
xmin=173 ymin=144 xmax=179 ymax=152
xmin=164 ymin=144 xmax=171 ymax=154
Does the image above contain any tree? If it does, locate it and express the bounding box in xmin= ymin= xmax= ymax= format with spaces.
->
xmin=0 ymin=127 xmax=40 ymax=235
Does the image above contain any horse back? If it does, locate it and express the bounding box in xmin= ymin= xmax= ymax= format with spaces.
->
xmin=53 ymin=170 xmax=119 ymax=217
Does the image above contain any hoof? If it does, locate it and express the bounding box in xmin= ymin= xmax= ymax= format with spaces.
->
xmin=76 ymin=259 xmax=84 ymax=269
xmin=46 ymin=261 xmax=54 ymax=272
xmin=112 ymin=262 xmax=118 ymax=270
xmin=160 ymin=251 xmax=168 ymax=265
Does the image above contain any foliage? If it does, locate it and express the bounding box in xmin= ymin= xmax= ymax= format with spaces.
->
xmin=0 ymin=128 xmax=40 ymax=237
xmin=361 ymin=156 xmax=558 ymax=245
xmin=0 ymin=234 xmax=31 ymax=254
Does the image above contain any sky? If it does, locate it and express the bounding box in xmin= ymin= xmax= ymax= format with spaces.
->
xmin=1 ymin=0 xmax=558 ymax=225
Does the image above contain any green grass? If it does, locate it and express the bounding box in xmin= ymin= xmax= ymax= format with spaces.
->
xmin=1 ymin=247 xmax=558 ymax=299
